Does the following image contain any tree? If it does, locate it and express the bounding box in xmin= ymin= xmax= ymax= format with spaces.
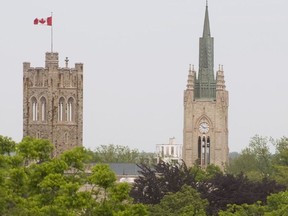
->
xmin=149 ymin=185 xmax=208 ymax=216
xmin=130 ymin=161 xmax=221 ymax=205
xmin=89 ymin=144 xmax=140 ymax=163
xmin=265 ymin=190 xmax=288 ymax=215
xmin=88 ymin=163 xmax=117 ymax=200
xmin=270 ymin=137 xmax=288 ymax=187
xmin=17 ymin=136 xmax=54 ymax=164
xmin=273 ymin=137 xmax=288 ymax=166
xmin=86 ymin=144 xmax=156 ymax=165
xmin=198 ymin=173 xmax=285 ymax=215
xmin=0 ymin=136 xmax=148 ymax=216
xmin=0 ymin=135 xmax=16 ymax=156
xmin=227 ymin=135 xmax=273 ymax=181
xmin=218 ymin=202 xmax=264 ymax=216
xmin=219 ymin=191 xmax=288 ymax=216
xmin=130 ymin=161 xmax=197 ymax=205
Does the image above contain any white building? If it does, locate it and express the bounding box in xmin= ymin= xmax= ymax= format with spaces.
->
xmin=156 ymin=137 xmax=182 ymax=163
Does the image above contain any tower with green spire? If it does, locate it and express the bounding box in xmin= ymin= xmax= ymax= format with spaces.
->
xmin=183 ymin=4 xmax=229 ymax=169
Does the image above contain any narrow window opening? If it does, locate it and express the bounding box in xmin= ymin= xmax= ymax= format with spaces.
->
xmin=67 ymin=98 xmax=74 ymax=122
xmin=32 ymin=97 xmax=38 ymax=121
xmin=198 ymin=136 xmax=201 ymax=165
xmin=207 ymin=137 xmax=211 ymax=165
xmin=58 ymin=98 xmax=64 ymax=121
xmin=41 ymin=97 xmax=46 ymax=121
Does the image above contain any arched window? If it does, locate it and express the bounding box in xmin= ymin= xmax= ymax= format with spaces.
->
xmin=58 ymin=97 xmax=65 ymax=121
xmin=67 ymin=97 xmax=74 ymax=122
xmin=40 ymin=97 xmax=47 ymax=121
xmin=31 ymin=97 xmax=38 ymax=121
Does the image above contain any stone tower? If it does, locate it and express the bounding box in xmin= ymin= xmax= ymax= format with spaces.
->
xmin=183 ymin=5 xmax=229 ymax=169
xmin=23 ymin=52 xmax=83 ymax=156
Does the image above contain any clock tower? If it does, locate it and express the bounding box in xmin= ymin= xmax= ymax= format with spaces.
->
xmin=183 ymin=4 xmax=229 ymax=169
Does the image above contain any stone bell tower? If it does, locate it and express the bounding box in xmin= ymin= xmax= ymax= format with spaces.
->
xmin=23 ymin=52 xmax=83 ymax=156
xmin=183 ymin=4 xmax=229 ymax=169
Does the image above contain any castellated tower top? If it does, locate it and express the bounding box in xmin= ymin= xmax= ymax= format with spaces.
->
xmin=23 ymin=52 xmax=83 ymax=73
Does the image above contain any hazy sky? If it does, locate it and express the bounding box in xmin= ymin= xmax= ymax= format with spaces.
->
xmin=1 ymin=0 xmax=288 ymax=153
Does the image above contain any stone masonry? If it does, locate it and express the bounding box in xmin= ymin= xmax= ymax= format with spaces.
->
xmin=23 ymin=52 xmax=83 ymax=156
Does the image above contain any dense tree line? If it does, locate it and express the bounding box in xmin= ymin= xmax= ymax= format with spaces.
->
xmin=130 ymin=161 xmax=285 ymax=215
xmin=1 ymin=134 xmax=288 ymax=215
xmin=226 ymin=135 xmax=288 ymax=186
xmin=85 ymin=144 xmax=156 ymax=165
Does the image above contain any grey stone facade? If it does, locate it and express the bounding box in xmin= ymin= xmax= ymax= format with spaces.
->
xmin=183 ymin=5 xmax=229 ymax=169
xmin=23 ymin=52 xmax=83 ymax=156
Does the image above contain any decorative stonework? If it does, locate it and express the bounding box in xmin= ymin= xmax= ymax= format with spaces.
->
xmin=182 ymin=6 xmax=229 ymax=170
xmin=23 ymin=52 xmax=83 ymax=156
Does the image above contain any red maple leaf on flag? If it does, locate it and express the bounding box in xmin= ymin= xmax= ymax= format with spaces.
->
xmin=39 ymin=18 xmax=46 ymax=24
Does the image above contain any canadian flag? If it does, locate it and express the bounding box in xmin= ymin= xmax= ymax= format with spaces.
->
xmin=34 ymin=16 xmax=52 ymax=26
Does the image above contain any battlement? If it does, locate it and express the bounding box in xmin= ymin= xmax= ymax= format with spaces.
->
xmin=23 ymin=52 xmax=83 ymax=88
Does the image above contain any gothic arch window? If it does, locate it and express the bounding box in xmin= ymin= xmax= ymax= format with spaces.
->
xmin=67 ymin=97 xmax=74 ymax=122
xmin=31 ymin=97 xmax=38 ymax=121
xmin=58 ymin=97 xmax=65 ymax=121
xmin=40 ymin=97 xmax=47 ymax=121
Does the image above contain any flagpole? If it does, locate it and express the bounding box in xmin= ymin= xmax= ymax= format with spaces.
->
xmin=51 ymin=12 xmax=53 ymax=53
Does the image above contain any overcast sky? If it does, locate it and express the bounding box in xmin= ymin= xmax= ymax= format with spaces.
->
xmin=1 ymin=0 xmax=288 ymax=153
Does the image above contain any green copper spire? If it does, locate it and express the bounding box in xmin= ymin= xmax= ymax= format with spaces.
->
xmin=203 ymin=4 xmax=211 ymax=37
xmin=195 ymin=3 xmax=216 ymax=99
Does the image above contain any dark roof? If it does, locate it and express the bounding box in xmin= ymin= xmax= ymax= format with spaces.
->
xmin=108 ymin=163 xmax=141 ymax=175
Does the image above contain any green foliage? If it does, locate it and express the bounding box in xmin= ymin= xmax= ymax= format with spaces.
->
xmin=0 ymin=136 xmax=148 ymax=216
xmin=89 ymin=144 xmax=140 ymax=163
xmin=89 ymin=164 xmax=116 ymax=190
xmin=228 ymin=135 xmax=288 ymax=188
xmin=270 ymin=137 xmax=288 ymax=187
xmin=17 ymin=136 xmax=54 ymax=164
xmin=266 ymin=191 xmax=288 ymax=215
xmin=61 ymin=146 xmax=87 ymax=171
xmin=219 ymin=191 xmax=288 ymax=216
xmin=227 ymin=135 xmax=273 ymax=181
xmin=218 ymin=202 xmax=265 ymax=216
xmin=273 ymin=137 xmax=288 ymax=166
xmin=0 ymin=135 xmax=16 ymax=155
xmin=86 ymin=144 xmax=156 ymax=165
xmin=149 ymin=185 xmax=208 ymax=216
xmin=3 ymin=134 xmax=287 ymax=216
xmin=115 ymin=204 xmax=148 ymax=216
